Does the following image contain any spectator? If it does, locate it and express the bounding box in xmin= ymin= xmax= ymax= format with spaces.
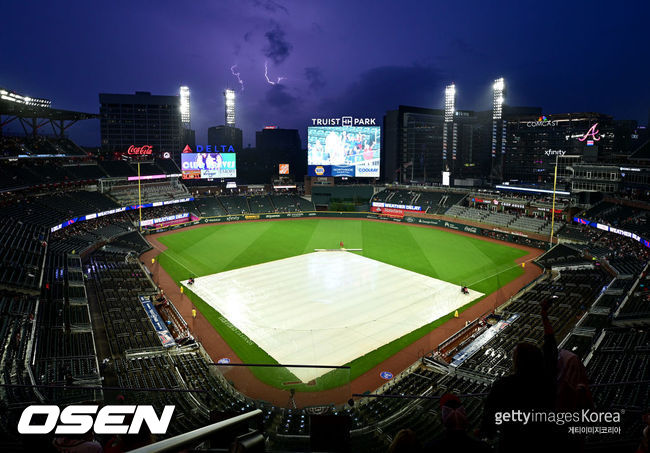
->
xmin=53 ymin=433 xmax=103 ymax=453
xmin=104 ymin=425 xmax=155 ymax=453
xmin=481 ymin=298 xmax=558 ymax=453
xmin=637 ymin=414 xmax=649 ymax=453
xmin=426 ymin=393 xmax=489 ymax=452
xmin=554 ymin=348 xmax=594 ymax=453
xmin=556 ymin=349 xmax=592 ymax=410
xmin=388 ymin=428 xmax=421 ymax=453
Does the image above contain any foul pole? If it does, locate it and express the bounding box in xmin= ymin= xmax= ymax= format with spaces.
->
xmin=549 ymin=154 xmax=559 ymax=247
xmin=138 ymin=161 xmax=142 ymax=232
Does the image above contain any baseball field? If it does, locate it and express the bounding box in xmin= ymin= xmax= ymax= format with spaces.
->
xmin=155 ymin=219 xmax=528 ymax=391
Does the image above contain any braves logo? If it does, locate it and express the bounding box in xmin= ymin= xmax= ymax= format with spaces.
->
xmin=578 ymin=124 xmax=601 ymax=142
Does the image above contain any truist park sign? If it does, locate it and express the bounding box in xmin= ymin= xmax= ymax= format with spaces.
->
xmin=311 ymin=116 xmax=377 ymax=126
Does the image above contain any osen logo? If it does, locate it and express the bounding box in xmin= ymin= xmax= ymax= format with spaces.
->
xmin=18 ymin=405 xmax=174 ymax=435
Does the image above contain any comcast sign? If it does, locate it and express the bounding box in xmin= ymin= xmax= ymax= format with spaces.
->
xmin=527 ymin=116 xmax=558 ymax=127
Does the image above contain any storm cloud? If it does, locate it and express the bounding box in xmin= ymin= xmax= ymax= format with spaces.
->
xmin=263 ymin=23 xmax=292 ymax=65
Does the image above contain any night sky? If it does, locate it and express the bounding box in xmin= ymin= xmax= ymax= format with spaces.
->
xmin=2 ymin=0 xmax=649 ymax=147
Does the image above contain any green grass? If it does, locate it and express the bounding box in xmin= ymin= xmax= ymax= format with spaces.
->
xmin=157 ymin=219 xmax=528 ymax=392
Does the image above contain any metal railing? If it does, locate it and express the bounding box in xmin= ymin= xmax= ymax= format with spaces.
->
xmin=129 ymin=409 xmax=262 ymax=453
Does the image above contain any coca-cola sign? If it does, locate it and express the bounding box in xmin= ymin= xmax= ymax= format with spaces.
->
xmin=128 ymin=145 xmax=153 ymax=155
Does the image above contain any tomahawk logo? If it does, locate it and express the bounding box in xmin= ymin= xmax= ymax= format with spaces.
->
xmin=18 ymin=405 xmax=174 ymax=435
xmin=578 ymin=124 xmax=601 ymax=142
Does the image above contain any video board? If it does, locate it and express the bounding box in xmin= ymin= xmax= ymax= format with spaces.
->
xmin=181 ymin=153 xmax=237 ymax=179
xmin=307 ymin=126 xmax=380 ymax=177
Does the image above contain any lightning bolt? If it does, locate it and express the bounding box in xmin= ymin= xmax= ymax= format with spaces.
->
xmin=230 ymin=65 xmax=244 ymax=91
xmin=264 ymin=61 xmax=286 ymax=85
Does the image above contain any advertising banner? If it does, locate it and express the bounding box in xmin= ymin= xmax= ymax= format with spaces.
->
xmin=138 ymin=295 xmax=176 ymax=348
xmin=140 ymin=213 xmax=189 ymax=227
xmin=371 ymin=206 xmax=405 ymax=217
xmin=450 ymin=314 xmax=519 ymax=367
xmin=308 ymin=165 xmax=331 ymax=177
xmin=308 ymin=125 xmax=381 ymax=178
xmin=574 ymin=217 xmax=650 ymax=248
xmin=331 ymin=165 xmax=355 ymax=177
xmin=372 ymin=202 xmax=422 ymax=212
xmin=181 ymin=153 xmax=236 ymax=179
xmin=145 ymin=212 xmax=501 ymax=245
xmin=50 ymin=197 xmax=194 ymax=232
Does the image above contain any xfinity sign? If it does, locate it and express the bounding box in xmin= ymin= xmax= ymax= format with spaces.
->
xmin=545 ymin=149 xmax=566 ymax=156
xmin=17 ymin=405 xmax=174 ymax=435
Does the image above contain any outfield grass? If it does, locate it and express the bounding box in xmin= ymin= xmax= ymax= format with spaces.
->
xmin=157 ymin=219 xmax=527 ymax=391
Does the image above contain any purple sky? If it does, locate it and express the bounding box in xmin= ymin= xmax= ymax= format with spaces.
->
xmin=2 ymin=0 xmax=649 ymax=147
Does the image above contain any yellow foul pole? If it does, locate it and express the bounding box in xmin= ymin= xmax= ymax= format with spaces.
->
xmin=549 ymin=154 xmax=558 ymax=247
xmin=138 ymin=161 xmax=142 ymax=232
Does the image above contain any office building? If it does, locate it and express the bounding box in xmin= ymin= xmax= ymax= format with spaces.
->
xmin=503 ymin=112 xmax=615 ymax=183
xmin=208 ymin=125 xmax=243 ymax=151
xmin=99 ymin=91 xmax=184 ymax=161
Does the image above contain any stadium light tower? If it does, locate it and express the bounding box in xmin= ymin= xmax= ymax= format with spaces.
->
xmin=492 ymin=77 xmax=505 ymax=120
xmin=442 ymin=84 xmax=456 ymax=176
xmin=490 ymin=77 xmax=506 ymax=182
xmin=180 ymin=86 xmax=191 ymax=127
xmin=224 ymin=89 xmax=236 ymax=127
xmin=444 ymin=83 xmax=455 ymax=123
xmin=0 ymin=87 xmax=51 ymax=108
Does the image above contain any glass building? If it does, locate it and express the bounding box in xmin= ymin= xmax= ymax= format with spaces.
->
xmin=99 ymin=91 xmax=184 ymax=162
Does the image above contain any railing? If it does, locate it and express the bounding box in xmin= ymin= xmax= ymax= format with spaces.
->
xmin=129 ymin=409 xmax=263 ymax=453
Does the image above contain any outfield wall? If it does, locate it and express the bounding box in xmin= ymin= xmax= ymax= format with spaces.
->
xmin=143 ymin=211 xmax=550 ymax=250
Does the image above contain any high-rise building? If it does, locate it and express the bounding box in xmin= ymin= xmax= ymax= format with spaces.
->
xmin=382 ymin=109 xmax=400 ymax=182
xmin=182 ymin=129 xmax=196 ymax=150
xmin=208 ymin=125 xmax=242 ymax=151
xmin=503 ymin=112 xmax=615 ymax=183
xmin=99 ymin=91 xmax=183 ymax=161
xmin=383 ymin=105 xmax=486 ymax=184
xmin=255 ymin=127 xmax=301 ymax=155
xmin=240 ymin=128 xmax=304 ymax=182
xmin=383 ymin=106 xmax=444 ymax=184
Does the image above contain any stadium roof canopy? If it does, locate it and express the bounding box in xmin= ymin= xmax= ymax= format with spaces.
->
xmin=629 ymin=140 xmax=650 ymax=162
xmin=0 ymin=95 xmax=98 ymax=137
